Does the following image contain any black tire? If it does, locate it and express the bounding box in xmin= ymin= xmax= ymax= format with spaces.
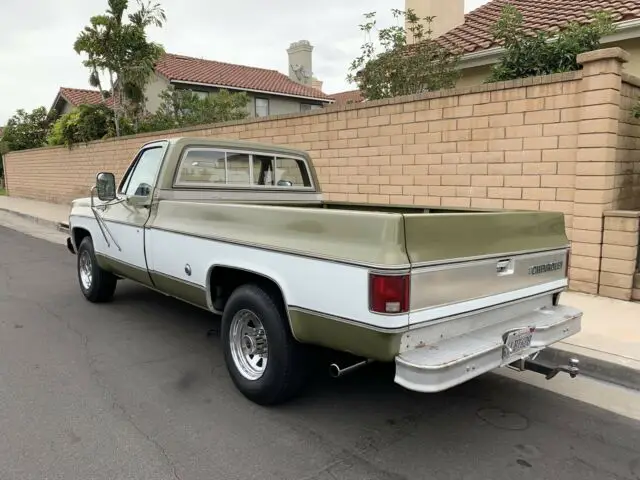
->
xmin=221 ymin=283 xmax=308 ymax=406
xmin=76 ymin=236 xmax=117 ymax=303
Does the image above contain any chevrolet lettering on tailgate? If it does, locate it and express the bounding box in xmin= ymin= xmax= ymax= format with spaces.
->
xmin=528 ymin=261 xmax=564 ymax=276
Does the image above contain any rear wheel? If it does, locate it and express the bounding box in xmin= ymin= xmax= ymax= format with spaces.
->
xmin=221 ymin=283 xmax=308 ymax=405
xmin=77 ymin=236 xmax=117 ymax=303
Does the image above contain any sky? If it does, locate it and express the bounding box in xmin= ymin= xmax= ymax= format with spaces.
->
xmin=0 ymin=0 xmax=489 ymax=123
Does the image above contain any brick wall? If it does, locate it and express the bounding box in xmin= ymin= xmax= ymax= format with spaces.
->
xmin=4 ymin=48 xmax=640 ymax=297
xmin=4 ymin=72 xmax=586 ymax=214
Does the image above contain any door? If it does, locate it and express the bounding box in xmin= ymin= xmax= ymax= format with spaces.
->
xmin=96 ymin=141 xmax=168 ymax=285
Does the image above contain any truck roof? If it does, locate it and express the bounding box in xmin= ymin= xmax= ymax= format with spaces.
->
xmin=149 ymin=136 xmax=320 ymax=193
xmin=146 ymin=137 xmax=313 ymax=160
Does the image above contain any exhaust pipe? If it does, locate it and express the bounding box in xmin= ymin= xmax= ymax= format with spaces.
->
xmin=329 ymin=359 xmax=373 ymax=378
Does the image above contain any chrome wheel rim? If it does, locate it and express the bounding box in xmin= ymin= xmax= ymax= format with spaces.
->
xmin=79 ymin=250 xmax=93 ymax=290
xmin=229 ymin=309 xmax=268 ymax=381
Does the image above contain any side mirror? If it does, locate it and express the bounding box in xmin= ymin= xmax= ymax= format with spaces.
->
xmin=277 ymin=180 xmax=293 ymax=187
xmin=96 ymin=172 xmax=117 ymax=202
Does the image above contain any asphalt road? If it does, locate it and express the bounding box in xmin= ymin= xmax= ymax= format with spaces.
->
xmin=1 ymin=223 xmax=640 ymax=480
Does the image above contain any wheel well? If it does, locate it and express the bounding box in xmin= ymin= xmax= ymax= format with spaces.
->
xmin=72 ymin=227 xmax=91 ymax=249
xmin=208 ymin=266 xmax=287 ymax=314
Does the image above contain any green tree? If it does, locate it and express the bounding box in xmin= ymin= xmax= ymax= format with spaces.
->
xmin=74 ymin=0 xmax=166 ymax=136
xmin=139 ymin=87 xmax=250 ymax=131
xmin=487 ymin=5 xmax=615 ymax=82
xmin=347 ymin=8 xmax=460 ymax=101
xmin=48 ymin=104 xmax=119 ymax=147
xmin=1 ymin=107 xmax=54 ymax=151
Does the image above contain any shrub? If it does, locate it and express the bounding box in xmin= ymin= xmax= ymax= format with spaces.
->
xmin=348 ymin=8 xmax=460 ymax=100
xmin=487 ymin=5 xmax=615 ymax=82
xmin=48 ymin=104 xmax=117 ymax=147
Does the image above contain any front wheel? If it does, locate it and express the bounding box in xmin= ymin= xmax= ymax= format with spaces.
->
xmin=77 ymin=236 xmax=117 ymax=303
xmin=221 ymin=284 xmax=308 ymax=405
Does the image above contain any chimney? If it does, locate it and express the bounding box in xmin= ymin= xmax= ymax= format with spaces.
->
xmin=287 ymin=40 xmax=314 ymax=86
xmin=405 ymin=0 xmax=465 ymax=42
xmin=311 ymin=79 xmax=323 ymax=92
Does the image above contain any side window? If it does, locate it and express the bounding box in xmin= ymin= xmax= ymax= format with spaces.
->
xmin=274 ymin=157 xmax=310 ymax=187
xmin=121 ymin=147 xmax=165 ymax=197
xmin=175 ymin=149 xmax=226 ymax=185
xmin=300 ymin=103 xmax=320 ymax=112
xmin=226 ymin=153 xmax=251 ymax=184
xmin=255 ymin=98 xmax=269 ymax=117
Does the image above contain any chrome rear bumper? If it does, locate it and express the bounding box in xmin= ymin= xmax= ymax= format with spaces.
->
xmin=394 ymin=304 xmax=582 ymax=393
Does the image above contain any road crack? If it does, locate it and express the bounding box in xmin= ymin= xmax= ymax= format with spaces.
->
xmin=31 ymin=299 xmax=183 ymax=480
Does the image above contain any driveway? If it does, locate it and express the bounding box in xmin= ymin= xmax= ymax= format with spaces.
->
xmin=1 ymin=224 xmax=639 ymax=480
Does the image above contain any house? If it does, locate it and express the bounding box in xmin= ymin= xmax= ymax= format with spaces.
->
xmin=50 ymin=87 xmax=114 ymax=118
xmin=344 ymin=0 xmax=640 ymax=100
xmin=50 ymin=40 xmax=333 ymax=120
xmin=412 ymin=0 xmax=640 ymax=88
xmin=144 ymin=40 xmax=333 ymax=116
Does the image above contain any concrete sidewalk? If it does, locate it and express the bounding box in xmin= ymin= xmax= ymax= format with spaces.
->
xmin=538 ymin=292 xmax=640 ymax=391
xmin=0 ymin=195 xmax=638 ymax=391
xmin=0 ymin=195 xmax=70 ymax=231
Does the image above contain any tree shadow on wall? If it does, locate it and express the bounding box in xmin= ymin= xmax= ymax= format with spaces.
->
xmin=618 ymin=166 xmax=640 ymax=210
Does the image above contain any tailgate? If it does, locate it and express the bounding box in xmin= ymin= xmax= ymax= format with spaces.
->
xmin=402 ymin=211 xmax=569 ymax=325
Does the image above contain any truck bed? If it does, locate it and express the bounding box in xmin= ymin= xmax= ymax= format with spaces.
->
xmin=151 ymin=199 xmax=568 ymax=268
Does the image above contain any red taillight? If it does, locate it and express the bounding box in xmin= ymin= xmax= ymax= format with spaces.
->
xmin=369 ymin=273 xmax=410 ymax=314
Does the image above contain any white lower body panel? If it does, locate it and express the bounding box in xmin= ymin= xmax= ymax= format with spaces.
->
xmin=394 ymin=303 xmax=582 ymax=393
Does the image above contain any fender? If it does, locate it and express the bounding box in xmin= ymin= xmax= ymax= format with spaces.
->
xmin=205 ymin=263 xmax=291 ymax=311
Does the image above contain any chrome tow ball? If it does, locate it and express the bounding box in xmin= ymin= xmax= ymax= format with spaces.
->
xmin=545 ymin=357 xmax=580 ymax=380
xmin=514 ymin=356 xmax=581 ymax=381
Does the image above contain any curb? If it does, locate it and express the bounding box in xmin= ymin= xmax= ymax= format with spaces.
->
xmin=0 ymin=208 xmax=69 ymax=234
xmin=537 ymin=347 xmax=640 ymax=392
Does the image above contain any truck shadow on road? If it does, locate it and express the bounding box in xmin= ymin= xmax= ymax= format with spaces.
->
xmin=91 ymin=281 xmax=640 ymax=480
xmin=21 ymin=257 xmax=637 ymax=480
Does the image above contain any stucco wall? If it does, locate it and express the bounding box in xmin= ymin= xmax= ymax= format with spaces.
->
xmin=615 ymin=38 xmax=640 ymax=78
xmin=245 ymin=93 xmax=323 ymax=117
xmin=456 ymin=64 xmax=493 ymax=88
xmin=144 ymin=73 xmax=171 ymax=114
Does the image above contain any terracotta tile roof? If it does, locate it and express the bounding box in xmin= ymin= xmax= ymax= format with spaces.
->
xmin=329 ymin=89 xmax=364 ymax=105
xmin=155 ymin=53 xmax=332 ymax=101
xmin=437 ymin=0 xmax=640 ymax=54
xmin=59 ymin=87 xmax=107 ymax=107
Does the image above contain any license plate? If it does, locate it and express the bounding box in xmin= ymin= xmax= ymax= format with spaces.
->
xmin=502 ymin=328 xmax=534 ymax=359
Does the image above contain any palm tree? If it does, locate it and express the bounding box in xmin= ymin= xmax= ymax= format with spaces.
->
xmin=74 ymin=0 xmax=166 ymax=136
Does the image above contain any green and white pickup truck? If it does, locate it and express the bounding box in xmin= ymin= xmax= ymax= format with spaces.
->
xmin=66 ymin=137 xmax=582 ymax=405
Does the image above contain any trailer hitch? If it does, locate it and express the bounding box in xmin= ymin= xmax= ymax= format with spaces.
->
xmin=509 ymin=355 xmax=580 ymax=380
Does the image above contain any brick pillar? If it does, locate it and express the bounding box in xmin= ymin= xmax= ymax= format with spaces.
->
xmin=600 ymin=211 xmax=640 ymax=300
xmin=570 ymin=48 xmax=630 ymax=294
